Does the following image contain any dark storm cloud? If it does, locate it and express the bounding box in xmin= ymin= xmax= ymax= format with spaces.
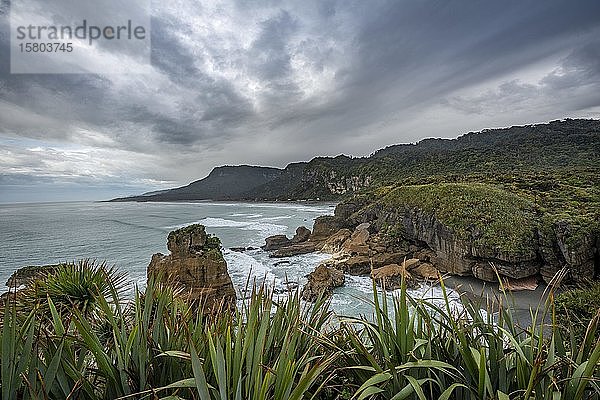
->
xmin=1 ymin=0 xmax=600 ymax=202
xmin=249 ymin=10 xmax=298 ymax=81
xmin=150 ymin=14 xmax=202 ymax=82
xmin=331 ymin=0 xmax=600 ymax=115
xmin=444 ymin=40 xmax=600 ymax=116
xmin=543 ymin=42 xmax=600 ymax=90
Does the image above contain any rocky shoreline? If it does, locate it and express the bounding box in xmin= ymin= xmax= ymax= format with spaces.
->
xmin=260 ymin=196 xmax=594 ymax=301
xmin=4 ymin=224 xmax=238 ymax=314
xmin=262 ymin=219 xmax=448 ymax=302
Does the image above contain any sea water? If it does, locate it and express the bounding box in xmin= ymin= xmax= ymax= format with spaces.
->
xmin=0 ymin=201 xmax=458 ymax=316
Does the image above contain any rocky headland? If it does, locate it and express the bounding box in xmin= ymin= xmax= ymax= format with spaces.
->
xmin=263 ymin=182 xmax=599 ymax=301
xmin=111 ymin=119 xmax=600 ymax=204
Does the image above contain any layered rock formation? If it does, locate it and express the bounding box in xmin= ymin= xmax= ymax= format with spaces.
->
xmin=263 ymin=219 xmax=443 ymax=301
xmin=371 ymin=262 xmax=414 ymax=290
xmin=382 ymin=205 xmax=540 ymax=281
xmin=2 ymin=264 xmax=61 ymax=308
xmin=362 ymin=188 xmax=596 ymax=285
xmin=261 ymin=235 xmax=292 ymax=251
xmin=292 ymin=226 xmax=312 ymax=243
xmin=293 ymin=184 xmax=597 ymax=291
xmin=371 ymin=259 xmax=439 ymax=290
xmin=5 ymin=264 xmax=61 ymax=288
xmin=148 ymin=224 xmax=236 ymax=311
xmin=262 ymin=226 xmax=322 ymax=257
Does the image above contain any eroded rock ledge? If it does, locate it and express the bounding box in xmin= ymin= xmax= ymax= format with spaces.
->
xmin=5 ymin=264 xmax=61 ymax=288
xmin=148 ymin=224 xmax=236 ymax=311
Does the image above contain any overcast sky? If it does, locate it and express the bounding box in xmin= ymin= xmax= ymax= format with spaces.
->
xmin=1 ymin=0 xmax=600 ymax=203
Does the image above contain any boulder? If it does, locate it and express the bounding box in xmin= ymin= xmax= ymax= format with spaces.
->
xmin=401 ymin=258 xmax=421 ymax=271
xmin=327 ymin=252 xmax=409 ymax=276
xmin=371 ymin=263 xmax=416 ymax=290
xmin=321 ymin=229 xmax=352 ymax=254
xmin=343 ymin=244 xmax=370 ymax=256
xmin=230 ymin=247 xmax=257 ymax=252
xmin=301 ymin=265 xmax=345 ymax=302
xmin=332 ymin=255 xmax=371 ymax=275
xmin=311 ymin=216 xmax=345 ymax=240
xmin=334 ymin=201 xmax=362 ymax=220
xmin=411 ymin=262 xmax=439 ymax=280
xmin=291 ymin=226 xmax=311 ymax=243
xmin=262 ymin=235 xmax=292 ymax=251
xmin=342 ymin=226 xmax=371 ymax=255
xmin=148 ymin=224 xmax=236 ymax=312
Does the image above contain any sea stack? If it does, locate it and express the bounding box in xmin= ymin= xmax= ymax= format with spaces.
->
xmin=147 ymin=224 xmax=236 ymax=311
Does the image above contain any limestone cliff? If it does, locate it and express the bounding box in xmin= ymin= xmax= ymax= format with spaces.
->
xmin=327 ymin=184 xmax=599 ymax=284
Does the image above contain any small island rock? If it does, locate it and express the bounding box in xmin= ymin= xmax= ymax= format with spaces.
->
xmin=148 ymin=224 xmax=236 ymax=312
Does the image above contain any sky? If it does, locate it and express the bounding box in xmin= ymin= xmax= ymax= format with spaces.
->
xmin=1 ymin=0 xmax=600 ymax=203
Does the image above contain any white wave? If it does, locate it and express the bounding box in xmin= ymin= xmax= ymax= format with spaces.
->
xmin=198 ymin=217 xmax=249 ymax=227
xmin=235 ymin=203 xmax=336 ymax=214
xmin=240 ymin=223 xmax=288 ymax=238
xmin=229 ymin=213 xmax=263 ymax=218
xmin=346 ymin=275 xmax=375 ymax=294
xmin=330 ymin=297 xmax=353 ymax=307
xmin=283 ymin=251 xmax=330 ymax=265
xmin=168 ymin=217 xmax=288 ymax=238
xmin=224 ymin=249 xmax=279 ymax=289
xmin=260 ymin=215 xmax=295 ymax=221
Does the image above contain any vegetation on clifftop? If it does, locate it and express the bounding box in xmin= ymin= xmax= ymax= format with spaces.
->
xmin=115 ymin=120 xmax=600 ymax=270
xmin=382 ymin=183 xmax=538 ymax=254
xmin=356 ymin=169 xmax=600 ymax=263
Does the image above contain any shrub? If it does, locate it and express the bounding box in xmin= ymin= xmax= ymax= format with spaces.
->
xmin=555 ymin=281 xmax=600 ymax=344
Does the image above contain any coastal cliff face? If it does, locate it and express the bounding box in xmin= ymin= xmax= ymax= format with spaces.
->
xmin=262 ymin=178 xmax=596 ymax=297
xmin=327 ymin=183 xmax=599 ymax=284
xmin=367 ymin=204 xmax=541 ymax=281
xmin=147 ymin=224 xmax=236 ymax=310
xmin=300 ymin=166 xmax=372 ymax=196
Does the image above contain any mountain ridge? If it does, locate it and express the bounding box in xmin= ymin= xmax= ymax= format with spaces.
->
xmin=111 ymin=118 xmax=600 ymax=202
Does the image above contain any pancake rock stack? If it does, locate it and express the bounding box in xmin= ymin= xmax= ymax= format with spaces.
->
xmin=148 ymin=224 xmax=236 ymax=311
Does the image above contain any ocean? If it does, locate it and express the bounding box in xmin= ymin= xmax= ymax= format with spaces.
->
xmin=0 ymin=201 xmax=457 ymax=316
